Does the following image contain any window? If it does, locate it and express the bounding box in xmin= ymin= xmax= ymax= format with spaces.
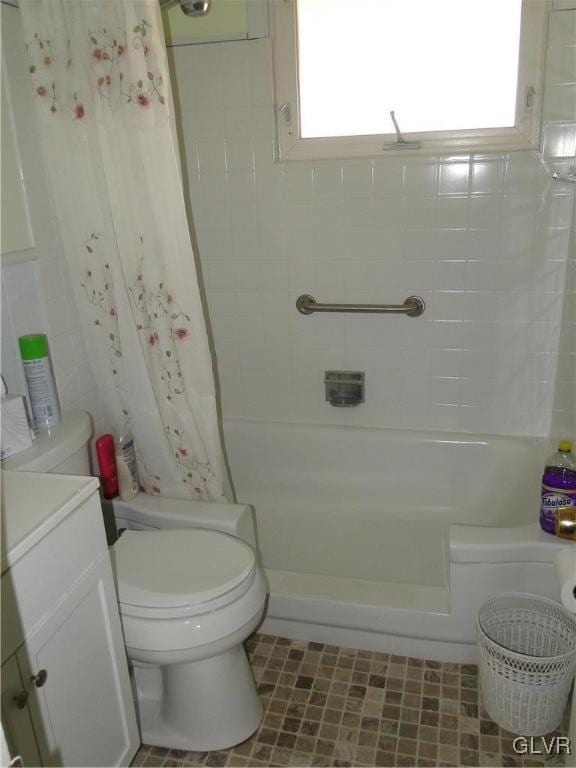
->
xmin=272 ymin=0 xmax=547 ymax=160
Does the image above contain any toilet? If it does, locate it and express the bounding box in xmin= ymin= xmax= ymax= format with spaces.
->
xmin=3 ymin=411 xmax=268 ymax=751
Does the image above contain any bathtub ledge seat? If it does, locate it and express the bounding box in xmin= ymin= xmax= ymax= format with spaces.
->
xmin=262 ymin=524 xmax=574 ymax=664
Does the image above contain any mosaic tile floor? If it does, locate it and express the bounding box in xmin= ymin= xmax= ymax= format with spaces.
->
xmin=131 ymin=633 xmax=570 ymax=768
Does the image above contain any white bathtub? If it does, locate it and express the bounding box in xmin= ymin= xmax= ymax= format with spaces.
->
xmin=224 ymin=420 xmax=572 ymax=662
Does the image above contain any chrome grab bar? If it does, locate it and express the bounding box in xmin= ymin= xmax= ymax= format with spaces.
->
xmin=296 ymin=294 xmax=425 ymax=317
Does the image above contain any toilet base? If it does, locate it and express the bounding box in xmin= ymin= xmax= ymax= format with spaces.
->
xmin=133 ymin=645 xmax=262 ymax=751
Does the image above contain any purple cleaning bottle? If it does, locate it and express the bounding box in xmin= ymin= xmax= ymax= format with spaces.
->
xmin=540 ymin=440 xmax=576 ymax=535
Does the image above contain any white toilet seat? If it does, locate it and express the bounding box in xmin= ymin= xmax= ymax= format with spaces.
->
xmin=111 ymin=528 xmax=257 ymax=619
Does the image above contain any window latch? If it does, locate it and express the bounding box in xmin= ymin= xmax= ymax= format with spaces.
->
xmin=279 ymin=102 xmax=292 ymax=126
xmin=525 ymin=86 xmax=536 ymax=109
xmin=382 ymin=110 xmax=421 ymax=151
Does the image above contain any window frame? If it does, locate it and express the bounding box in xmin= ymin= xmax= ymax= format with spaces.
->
xmin=272 ymin=0 xmax=549 ymax=161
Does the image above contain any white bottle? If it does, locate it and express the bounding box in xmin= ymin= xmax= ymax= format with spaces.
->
xmin=115 ymin=431 xmax=139 ymax=501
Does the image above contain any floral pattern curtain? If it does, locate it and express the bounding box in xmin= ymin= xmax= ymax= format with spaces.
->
xmin=19 ymin=0 xmax=227 ymax=502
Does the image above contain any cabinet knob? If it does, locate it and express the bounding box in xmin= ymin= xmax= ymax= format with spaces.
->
xmin=13 ymin=690 xmax=29 ymax=710
xmin=30 ymin=669 xmax=47 ymax=688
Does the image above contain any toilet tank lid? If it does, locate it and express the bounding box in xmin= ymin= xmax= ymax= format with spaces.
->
xmin=111 ymin=528 xmax=256 ymax=609
xmin=1 ymin=411 xmax=92 ymax=472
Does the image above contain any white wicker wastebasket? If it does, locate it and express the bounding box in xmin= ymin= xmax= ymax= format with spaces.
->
xmin=477 ymin=593 xmax=576 ymax=736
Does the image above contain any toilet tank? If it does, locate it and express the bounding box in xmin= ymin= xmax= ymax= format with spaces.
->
xmin=1 ymin=411 xmax=93 ymax=475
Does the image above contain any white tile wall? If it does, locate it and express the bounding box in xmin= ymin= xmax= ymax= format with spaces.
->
xmin=1 ymin=4 xmax=104 ymax=433
xmin=167 ymin=7 xmax=576 ymax=437
xmin=546 ymin=7 xmax=576 ymax=441
xmin=551 ymin=218 xmax=576 ymax=440
xmin=2 ymin=3 xmax=573 ymax=443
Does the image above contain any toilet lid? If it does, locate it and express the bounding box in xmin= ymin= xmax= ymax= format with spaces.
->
xmin=112 ymin=529 xmax=256 ymax=609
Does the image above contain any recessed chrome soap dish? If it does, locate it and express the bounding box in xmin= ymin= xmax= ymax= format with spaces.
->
xmin=325 ymin=371 xmax=364 ymax=407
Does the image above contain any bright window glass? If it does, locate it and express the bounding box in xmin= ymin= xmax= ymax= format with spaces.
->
xmin=297 ymin=0 xmax=523 ymax=139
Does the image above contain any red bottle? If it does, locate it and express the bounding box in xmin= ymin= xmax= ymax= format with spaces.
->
xmin=95 ymin=433 xmax=119 ymax=499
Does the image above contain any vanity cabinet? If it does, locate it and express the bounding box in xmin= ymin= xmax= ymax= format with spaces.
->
xmin=1 ymin=471 xmax=139 ymax=767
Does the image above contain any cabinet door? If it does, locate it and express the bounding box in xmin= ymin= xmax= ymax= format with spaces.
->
xmin=1 ymin=656 xmax=42 ymax=767
xmin=17 ymin=557 xmax=139 ymax=767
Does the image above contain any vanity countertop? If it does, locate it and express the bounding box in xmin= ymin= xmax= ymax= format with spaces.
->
xmin=1 ymin=470 xmax=99 ymax=573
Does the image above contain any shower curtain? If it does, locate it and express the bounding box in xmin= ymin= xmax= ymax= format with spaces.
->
xmin=19 ymin=0 xmax=227 ymax=501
